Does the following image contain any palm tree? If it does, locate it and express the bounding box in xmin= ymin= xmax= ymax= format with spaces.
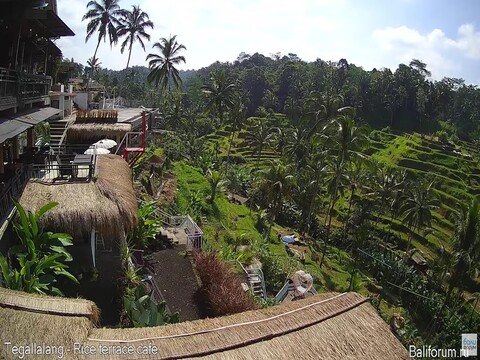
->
xmin=225 ymin=94 xmax=246 ymax=164
xmin=206 ymin=169 xmax=226 ymax=203
xmin=246 ymin=118 xmax=275 ymax=168
xmin=256 ymin=160 xmax=295 ymax=234
xmin=322 ymin=115 xmax=368 ymax=230
xmin=202 ymin=70 xmax=236 ymax=124
xmin=83 ymin=0 xmax=122 ymax=61
xmin=117 ymin=6 xmax=154 ymax=70
xmin=318 ymin=115 xmax=368 ymax=267
xmin=428 ymin=197 xmax=480 ymax=338
xmin=86 ymin=56 xmax=102 ymax=75
xmin=305 ymin=91 xmax=345 ymax=139
xmin=295 ymin=156 xmax=327 ymax=235
xmin=399 ymin=180 xmax=439 ymax=254
xmin=146 ymin=35 xmax=186 ymax=92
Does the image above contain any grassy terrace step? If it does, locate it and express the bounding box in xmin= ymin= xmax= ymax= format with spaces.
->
xmin=397 ymin=158 xmax=465 ymax=183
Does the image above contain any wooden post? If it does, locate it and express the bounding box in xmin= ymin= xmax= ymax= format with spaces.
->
xmin=27 ymin=128 xmax=34 ymax=148
xmin=0 ymin=144 xmax=4 ymax=175
xmin=141 ymin=111 xmax=146 ymax=149
xmin=12 ymin=136 xmax=19 ymax=162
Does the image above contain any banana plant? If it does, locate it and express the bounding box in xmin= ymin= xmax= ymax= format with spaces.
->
xmin=0 ymin=201 xmax=77 ymax=295
xmin=124 ymin=285 xmax=179 ymax=327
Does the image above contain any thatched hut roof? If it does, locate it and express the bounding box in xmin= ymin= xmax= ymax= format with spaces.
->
xmin=0 ymin=291 xmax=408 ymax=359
xmin=19 ymin=155 xmax=137 ymax=239
xmin=0 ymin=288 xmax=97 ymax=356
xmin=67 ymin=122 xmax=132 ymax=143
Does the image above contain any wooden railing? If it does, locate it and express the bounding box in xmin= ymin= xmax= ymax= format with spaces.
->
xmin=0 ymin=69 xmax=51 ymax=106
xmin=0 ymin=166 xmax=29 ymax=223
xmin=18 ymin=73 xmax=51 ymax=100
xmin=0 ymin=67 xmax=18 ymax=109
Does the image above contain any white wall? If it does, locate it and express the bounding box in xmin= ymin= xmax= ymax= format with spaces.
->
xmin=74 ymin=93 xmax=88 ymax=110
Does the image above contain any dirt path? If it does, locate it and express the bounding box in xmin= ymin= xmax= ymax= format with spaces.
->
xmin=146 ymin=245 xmax=206 ymax=322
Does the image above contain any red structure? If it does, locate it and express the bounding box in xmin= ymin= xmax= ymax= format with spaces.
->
xmin=121 ymin=111 xmax=146 ymax=166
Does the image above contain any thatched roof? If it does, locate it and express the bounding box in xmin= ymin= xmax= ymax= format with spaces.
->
xmin=67 ymin=122 xmax=132 ymax=142
xmin=19 ymin=155 xmax=137 ymax=239
xmin=0 ymin=288 xmax=96 ymax=356
xmin=0 ymin=291 xmax=408 ymax=359
xmin=0 ymin=287 xmax=99 ymax=322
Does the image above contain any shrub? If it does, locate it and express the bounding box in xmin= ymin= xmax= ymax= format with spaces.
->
xmin=435 ymin=130 xmax=448 ymax=143
xmin=124 ymin=285 xmax=179 ymax=327
xmin=192 ymin=250 xmax=258 ymax=316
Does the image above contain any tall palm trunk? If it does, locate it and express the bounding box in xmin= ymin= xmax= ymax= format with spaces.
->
xmin=87 ymin=39 xmax=101 ymax=95
xmin=224 ymin=129 xmax=236 ymax=173
xmin=343 ymin=187 xmax=355 ymax=238
xmin=427 ymin=282 xmax=455 ymax=340
xmin=126 ymin=44 xmax=133 ymax=69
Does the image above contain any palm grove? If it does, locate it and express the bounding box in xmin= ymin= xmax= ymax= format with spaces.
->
xmin=68 ymin=0 xmax=480 ymax=350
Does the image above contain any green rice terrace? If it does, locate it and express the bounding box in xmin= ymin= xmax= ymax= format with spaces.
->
xmin=139 ymin=111 xmax=480 ymax=351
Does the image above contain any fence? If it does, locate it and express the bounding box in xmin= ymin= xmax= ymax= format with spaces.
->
xmin=156 ymin=209 xmax=203 ymax=250
xmin=0 ymin=166 xmax=29 ymax=223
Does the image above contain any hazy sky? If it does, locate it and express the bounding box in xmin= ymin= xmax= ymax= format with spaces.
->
xmin=56 ymin=0 xmax=480 ymax=84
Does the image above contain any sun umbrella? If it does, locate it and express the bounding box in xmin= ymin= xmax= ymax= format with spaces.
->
xmin=84 ymin=148 xmax=110 ymax=155
xmin=94 ymin=139 xmax=117 ymax=149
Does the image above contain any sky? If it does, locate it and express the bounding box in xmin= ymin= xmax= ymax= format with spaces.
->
xmin=56 ymin=0 xmax=480 ymax=84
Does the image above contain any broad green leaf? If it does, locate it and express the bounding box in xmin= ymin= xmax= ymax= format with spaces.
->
xmin=36 ymin=202 xmax=58 ymax=220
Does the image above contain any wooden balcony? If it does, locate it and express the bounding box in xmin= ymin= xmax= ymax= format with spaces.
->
xmin=18 ymin=73 xmax=52 ymax=102
xmin=0 ymin=151 xmax=95 ymax=224
xmin=0 ymin=68 xmax=52 ymax=111
xmin=0 ymin=67 xmax=17 ymax=111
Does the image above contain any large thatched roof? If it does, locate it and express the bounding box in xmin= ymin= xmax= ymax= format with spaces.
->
xmin=67 ymin=122 xmax=132 ymax=142
xmin=0 ymin=288 xmax=97 ymax=358
xmin=19 ymin=155 xmax=137 ymax=239
xmin=0 ymin=291 xmax=408 ymax=359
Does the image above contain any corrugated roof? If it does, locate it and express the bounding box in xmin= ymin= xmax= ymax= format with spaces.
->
xmin=15 ymin=107 xmax=61 ymax=125
xmin=0 ymin=118 xmax=31 ymax=144
xmin=0 ymin=107 xmax=61 ymax=143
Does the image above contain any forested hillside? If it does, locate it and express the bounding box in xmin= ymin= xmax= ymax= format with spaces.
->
xmin=77 ymin=53 xmax=480 ymax=141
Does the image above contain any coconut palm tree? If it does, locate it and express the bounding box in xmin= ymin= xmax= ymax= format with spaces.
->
xmin=322 ymin=115 xmax=368 ymax=230
xmin=428 ymin=197 xmax=480 ymax=338
xmin=83 ymin=0 xmax=122 ymax=60
xmin=256 ymin=160 xmax=295 ymax=234
xmin=225 ymin=94 xmax=246 ymax=164
xmin=246 ymin=118 xmax=275 ymax=168
xmin=117 ymin=5 xmax=154 ymax=70
xmin=202 ymin=70 xmax=236 ymax=124
xmin=400 ymin=180 xmax=439 ymax=254
xmin=206 ymin=169 xmax=226 ymax=203
xmin=86 ymin=56 xmax=102 ymax=75
xmin=146 ymin=35 xmax=186 ymax=92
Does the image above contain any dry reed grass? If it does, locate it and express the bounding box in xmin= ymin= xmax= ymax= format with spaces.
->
xmin=19 ymin=155 xmax=137 ymax=240
xmin=67 ymin=123 xmax=131 ymax=142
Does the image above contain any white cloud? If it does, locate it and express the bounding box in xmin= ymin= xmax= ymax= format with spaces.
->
xmin=54 ymin=0 xmax=480 ymax=84
xmin=372 ymin=24 xmax=480 ymax=79
xmin=56 ymin=0 xmax=348 ymax=70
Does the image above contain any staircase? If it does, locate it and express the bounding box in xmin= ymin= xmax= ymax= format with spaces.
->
xmin=155 ymin=209 xmax=203 ymax=251
xmin=48 ymin=118 xmax=70 ymax=148
xmin=246 ymin=267 xmax=267 ymax=299
xmin=117 ymin=111 xmax=146 ymax=167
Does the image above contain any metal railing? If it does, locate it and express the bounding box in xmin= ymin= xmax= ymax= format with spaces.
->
xmin=116 ymin=131 xmax=143 ymax=155
xmin=28 ymin=162 xmax=94 ymax=183
xmin=0 ymin=166 xmax=29 ymax=223
xmin=156 ymin=209 xmax=203 ymax=250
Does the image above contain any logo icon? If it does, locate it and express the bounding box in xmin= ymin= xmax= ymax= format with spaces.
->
xmin=462 ymin=333 xmax=477 ymax=357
